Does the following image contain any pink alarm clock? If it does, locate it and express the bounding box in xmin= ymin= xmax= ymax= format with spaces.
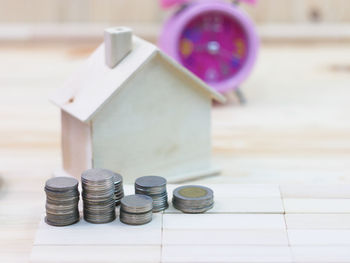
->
xmin=159 ymin=0 xmax=259 ymax=94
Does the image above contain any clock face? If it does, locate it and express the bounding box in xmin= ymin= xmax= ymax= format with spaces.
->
xmin=178 ymin=11 xmax=248 ymax=84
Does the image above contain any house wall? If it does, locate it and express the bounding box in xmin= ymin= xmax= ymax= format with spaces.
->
xmin=91 ymin=56 xmax=212 ymax=183
xmin=61 ymin=110 xmax=92 ymax=178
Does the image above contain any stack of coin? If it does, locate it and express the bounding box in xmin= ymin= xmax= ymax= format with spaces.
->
xmin=120 ymin=194 xmax=153 ymax=225
xmin=113 ymin=173 xmax=124 ymax=205
xmin=81 ymin=168 xmax=116 ymax=224
xmin=135 ymin=176 xmax=168 ymax=212
xmin=44 ymin=177 xmax=80 ymax=226
xmin=172 ymin=185 xmax=214 ymax=213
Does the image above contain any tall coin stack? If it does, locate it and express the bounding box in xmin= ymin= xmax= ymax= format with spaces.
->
xmin=135 ymin=176 xmax=168 ymax=212
xmin=44 ymin=177 xmax=80 ymax=226
xmin=113 ymin=173 xmax=124 ymax=205
xmin=172 ymin=185 xmax=214 ymax=213
xmin=81 ymin=168 xmax=116 ymax=224
xmin=120 ymin=194 xmax=153 ymax=225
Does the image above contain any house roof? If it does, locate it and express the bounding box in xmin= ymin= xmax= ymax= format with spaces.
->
xmin=50 ymin=36 xmax=225 ymax=123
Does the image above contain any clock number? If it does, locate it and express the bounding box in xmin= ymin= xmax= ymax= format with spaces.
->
xmin=180 ymin=38 xmax=193 ymax=57
xmin=234 ymin=39 xmax=245 ymax=58
xmin=202 ymin=15 xmax=223 ymax=32
xmin=213 ymin=15 xmax=223 ymax=32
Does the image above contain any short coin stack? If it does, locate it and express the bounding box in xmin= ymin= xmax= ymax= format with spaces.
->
xmin=81 ymin=168 xmax=116 ymax=224
xmin=120 ymin=194 xmax=153 ymax=225
xmin=44 ymin=177 xmax=80 ymax=226
xmin=113 ymin=173 xmax=124 ymax=205
xmin=135 ymin=176 xmax=168 ymax=212
xmin=172 ymin=185 xmax=214 ymax=213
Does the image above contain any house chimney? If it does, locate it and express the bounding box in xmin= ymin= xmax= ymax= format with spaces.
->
xmin=104 ymin=27 xmax=132 ymax=68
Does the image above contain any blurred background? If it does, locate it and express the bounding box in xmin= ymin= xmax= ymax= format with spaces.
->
xmin=1 ymin=0 xmax=349 ymax=182
xmin=0 ymin=1 xmax=350 ymax=260
xmin=1 ymin=0 xmax=350 ymax=42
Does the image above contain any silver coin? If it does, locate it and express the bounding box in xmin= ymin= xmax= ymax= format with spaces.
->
xmin=45 ymin=211 xmax=79 ymax=221
xmin=83 ymin=203 xmax=115 ymax=210
xmin=120 ymin=210 xmax=152 ymax=225
xmin=150 ymin=193 xmax=169 ymax=212
xmin=44 ymin=177 xmax=80 ymax=226
xmin=173 ymin=202 xmax=214 ymax=214
xmin=45 ymin=204 xmax=78 ymax=211
xmin=135 ymin=176 xmax=166 ymax=189
xmin=113 ymin=173 xmax=124 ymax=205
xmin=81 ymin=168 xmax=116 ymax=224
xmin=45 ymin=187 xmax=78 ymax=194
xmin=172 ymin=185 xmax=214 ymax=213
xmin=45 ymin=177 xmax=78 ymax=192
xmin=82 ymin=190 xmax=115 ymax=199
xmin=113 ymin=173 xmax=123 ymax=184
xmin=81 ymin=168 xmax=115 ymax=183
xmin=120 ymin=194 xmax=153 ymax=214
xmin=135 ymin=176 xmax=168 ymax=212
xmin=84 ymin=211 xmax=116 ymax=224
xmin=45 ymin=216 xmax=80 ymax=227
xmin=173 ymin=185 xmax=213 ymax=200
xmin=115 ymin=192 xmax=124 ymax=198
xmin=172 ymin=197 xmax=213 ymax=207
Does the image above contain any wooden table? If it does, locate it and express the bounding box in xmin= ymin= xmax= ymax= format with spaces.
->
xmin=1 ymin=42 xmax=350 ymax=262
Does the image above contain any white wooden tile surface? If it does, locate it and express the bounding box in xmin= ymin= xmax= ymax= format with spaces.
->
xmin=31 ymin=245 xmax=161 ymax=263
xmin=283 ymin=199 xmax=350 ymax=214
xmin=162 ymin=245 xmax=293 ymax=263
xmin=162 ymin=214 xmax=288 ymax=245
xmin=162 ymin=214 xmax=286 ymax=229
xmin=165 ymin=198 xmax=284 ymax=214
xmin=285 ymin=214 xmax=350 ymax=229
xmin=291 ymin=246 xmax=350 ymax=263
xmin=163 ymin=229 xmax=289 ymax=245
xmin=280 ymin=184 xmax=350 ymax=199
xmin=31 ymin=184 xmax=350 ymax=263
xmin=288 ymin=230 xmax=350 ymax=245
xmin=34 ymin=214 xmax=162 ymax=245
xmin=208 ymin=184 xmax=282 ymax=198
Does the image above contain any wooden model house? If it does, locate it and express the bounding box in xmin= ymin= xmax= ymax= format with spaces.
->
xmin=51 ymin=27 xmax=225 ymax=183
